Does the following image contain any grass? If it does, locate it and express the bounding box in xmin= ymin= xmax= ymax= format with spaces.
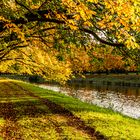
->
xmin=0 ymin=79 xmax=140 ymax=139
xmin=0 ymin=119 xmax=5 ymax=140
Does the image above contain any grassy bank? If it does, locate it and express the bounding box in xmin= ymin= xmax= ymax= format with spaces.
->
xmin=0 ymin=79 xmax=140 ymax=139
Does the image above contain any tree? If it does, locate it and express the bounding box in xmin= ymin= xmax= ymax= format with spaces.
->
xmin=0 ymin=0 xmax=139 ymax=82
xmin=88 ymin=45 xmax=139 ymax=74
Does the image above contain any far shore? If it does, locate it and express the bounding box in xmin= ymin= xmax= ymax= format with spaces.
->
xmin=67 ymin=74 xmax=140 ymax=87
xmin=0 ymin=73 xmax=140 ymax=87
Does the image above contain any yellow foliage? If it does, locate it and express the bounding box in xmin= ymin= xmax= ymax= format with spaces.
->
xmin=0 ymin=0 xmax=139 ymax=83
xmin=87 ymin=0 xmax=98 ymax=3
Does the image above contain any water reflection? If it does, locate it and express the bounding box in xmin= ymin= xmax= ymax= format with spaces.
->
xmin=39 ymin=82 xmax=140 ymax=119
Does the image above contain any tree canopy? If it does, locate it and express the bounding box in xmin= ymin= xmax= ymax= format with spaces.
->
xmin=0 ymin=0 xmax=140 ymax=82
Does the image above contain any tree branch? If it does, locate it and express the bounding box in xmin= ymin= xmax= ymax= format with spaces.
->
xmin=80 ymin=27 xmax=125 ymax=47
xmin=0 ymin=8 xmax=125 ymax=48
xmin=0 ymin=43 xmax=28 ymax=60
xmin=15 ymin=0 xmax=33 ymax=14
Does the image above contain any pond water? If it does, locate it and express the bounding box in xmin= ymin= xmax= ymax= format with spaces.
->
xmin=39 ymin=81 xmax=140 ymax=119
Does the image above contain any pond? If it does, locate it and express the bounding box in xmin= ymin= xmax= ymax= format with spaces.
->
xmin=39 ymin=81 xmax=140 ymax=119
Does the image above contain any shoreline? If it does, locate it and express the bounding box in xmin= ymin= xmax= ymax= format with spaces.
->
xmin=1 ymin=73 xmax=140 ymax=87
xmin=0 ymin=79 xmax=140 ymax=139
xmin=68 ymin=74 xmax=140 ymax=87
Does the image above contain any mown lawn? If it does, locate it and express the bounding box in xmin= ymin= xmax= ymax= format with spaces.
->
xmin=0 ymin=79 xmax=140 ymax=140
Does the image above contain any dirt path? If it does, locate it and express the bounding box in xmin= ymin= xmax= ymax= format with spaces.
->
xmin=0 ymin=83 xmax=23 ymax=140
xmin=0 ymin=82 xmax=107 ymax=140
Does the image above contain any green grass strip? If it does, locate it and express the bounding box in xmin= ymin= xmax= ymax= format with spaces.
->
xmin=15 ymin=80 xmax=140 ymax=140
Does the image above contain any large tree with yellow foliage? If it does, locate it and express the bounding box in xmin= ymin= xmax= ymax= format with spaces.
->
xmin=0 ymin=0 xmax=139 ymax=82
